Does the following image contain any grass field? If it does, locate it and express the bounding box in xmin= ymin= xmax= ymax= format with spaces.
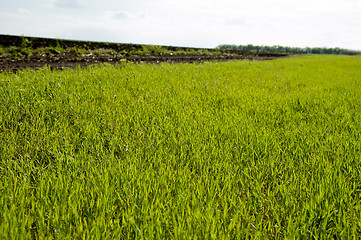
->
xmin=1 ymin=55 xmax=361 ymax=239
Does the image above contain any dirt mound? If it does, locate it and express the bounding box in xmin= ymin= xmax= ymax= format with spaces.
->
xmin=0 ymin=35 xmax=288 ymax=72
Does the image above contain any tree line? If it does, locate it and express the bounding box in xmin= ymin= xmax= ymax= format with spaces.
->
xmin=217 ymin=44 xmax=360 ymax=55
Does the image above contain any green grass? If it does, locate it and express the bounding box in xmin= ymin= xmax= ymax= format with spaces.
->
xmin=1 ymin=55 xmax=361 ymax=239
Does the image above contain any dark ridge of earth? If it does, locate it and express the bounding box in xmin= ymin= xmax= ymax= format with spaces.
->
xmin=0 ymin=34 xmax=289 ymax=72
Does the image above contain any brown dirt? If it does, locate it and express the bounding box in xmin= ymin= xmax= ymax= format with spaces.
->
xmin=0 ymin=35 xmax=288 ymax=72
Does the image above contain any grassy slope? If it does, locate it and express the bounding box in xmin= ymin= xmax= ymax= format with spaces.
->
xmin=1 ymin=55 xmax=361 ymax=239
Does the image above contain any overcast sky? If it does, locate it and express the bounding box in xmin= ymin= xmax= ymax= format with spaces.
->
xmin=1 ymin=0 xmax=360 ymax=49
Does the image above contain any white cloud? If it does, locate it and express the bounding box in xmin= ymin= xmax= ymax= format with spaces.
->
xmin=224 ymin=18 xmax=247 ymax=26
xmin=16 ymin=8 xmax=31 ymax=15
xmin=105 ymin=10 xmax=133 ymax=20
xmin=54 ymin=0 xmax=81 ymax=8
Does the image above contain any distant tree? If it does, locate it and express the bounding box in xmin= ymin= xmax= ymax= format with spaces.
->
xmin=216 ymin=44 xmax=360 ymax=55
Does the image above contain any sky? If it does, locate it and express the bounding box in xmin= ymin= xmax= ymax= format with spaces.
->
xmin=1 ymin=0 xmax=360 ymax=50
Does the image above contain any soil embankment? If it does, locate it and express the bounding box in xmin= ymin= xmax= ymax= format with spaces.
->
xmin=0 ymin=35 xmax=288 ymax=72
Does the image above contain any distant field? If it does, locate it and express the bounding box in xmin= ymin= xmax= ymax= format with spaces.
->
xmin=1 ymin=55 xmax=360 ymax=239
